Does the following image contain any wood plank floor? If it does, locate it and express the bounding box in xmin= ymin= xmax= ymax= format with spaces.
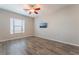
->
xmin=0 ymin=36 xmax=79 ymax=55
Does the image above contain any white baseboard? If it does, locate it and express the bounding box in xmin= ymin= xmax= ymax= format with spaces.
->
xmin=1 ymin=35 xmax=79 ymax=47
xmin=35 ymin=35 xmax=79 ymax=47
xmin=50 ymin=38 xmax=79 ymax=47
xmin=0 ymin=35 xmax=34 ymax=42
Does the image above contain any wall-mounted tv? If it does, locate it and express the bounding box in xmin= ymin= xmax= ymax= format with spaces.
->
xmin=40 ymin=23 xmax=48 ymax=28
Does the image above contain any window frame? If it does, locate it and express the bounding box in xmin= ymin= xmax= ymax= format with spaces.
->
xmin=10 ymin=18 xmax=25 ymax=34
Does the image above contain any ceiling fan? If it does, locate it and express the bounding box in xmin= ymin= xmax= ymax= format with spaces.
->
xmin=24 ymin=4 xmax=40 ymax=14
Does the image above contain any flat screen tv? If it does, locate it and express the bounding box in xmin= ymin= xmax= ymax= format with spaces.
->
xmin=40 ymin=23 xmax=48 ymax=28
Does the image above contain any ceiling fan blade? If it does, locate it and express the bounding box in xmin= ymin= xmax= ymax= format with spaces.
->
xmin=24 ymin=9 xmax=30 ymax=11
xmin=34 ymin=11 xmax=38 ymax=14
xmin=34 ymin=8 xmax=40 ymax=10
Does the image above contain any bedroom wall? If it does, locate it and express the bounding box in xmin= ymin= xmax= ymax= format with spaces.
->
xmin=35 ymin=5 xmax=79 ymax=46
xmin=0 ymin=9 xmax=34 ymax=42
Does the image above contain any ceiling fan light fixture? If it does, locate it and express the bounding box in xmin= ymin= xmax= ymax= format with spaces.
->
xmin=24 ymin=4 xmax=40 ymax=15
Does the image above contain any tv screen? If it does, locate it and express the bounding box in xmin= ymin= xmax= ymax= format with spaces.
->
xmin=40 ymin=23 xmax=48 ymax=28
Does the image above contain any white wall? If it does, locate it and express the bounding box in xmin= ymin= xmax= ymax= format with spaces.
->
xmin=0 ymin=9 xmax=34 ymax=42
xmin=35 ymin=5 xmax=79 ymax=46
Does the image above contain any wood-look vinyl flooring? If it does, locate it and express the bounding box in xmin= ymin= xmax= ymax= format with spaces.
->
xmin=0 ymin=36 xmax=79 ymax=55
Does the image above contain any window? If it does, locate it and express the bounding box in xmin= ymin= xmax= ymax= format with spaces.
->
xmin=10 ymin=18 xmax=25 ymax=34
